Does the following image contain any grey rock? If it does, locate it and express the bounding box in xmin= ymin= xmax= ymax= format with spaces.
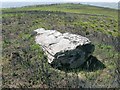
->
xmin=34 ymin=28 xmax=94 ymax=68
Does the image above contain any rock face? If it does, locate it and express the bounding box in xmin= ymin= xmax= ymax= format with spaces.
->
xmin=34 ymin=28 xmax=94 ymax=68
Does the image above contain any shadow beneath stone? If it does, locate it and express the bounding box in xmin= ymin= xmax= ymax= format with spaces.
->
xmin=80 ymin=55 xmax=106 ymax=71
xmin=51 ymin=55 xmax=106 ymax=72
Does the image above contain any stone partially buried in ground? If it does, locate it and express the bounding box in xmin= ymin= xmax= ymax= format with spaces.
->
xmin=34 ymin=28 xmax=95 ymax=69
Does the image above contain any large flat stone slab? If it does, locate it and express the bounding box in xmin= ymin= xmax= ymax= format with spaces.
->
xmin=34 ymin=28 xmax=94 ymax=68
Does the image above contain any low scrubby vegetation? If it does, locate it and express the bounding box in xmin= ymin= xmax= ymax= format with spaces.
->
xmin=2 ymin=3 xmax=119 ymax=88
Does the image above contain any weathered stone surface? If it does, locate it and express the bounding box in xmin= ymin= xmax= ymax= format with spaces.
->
xmin=34 ymin=28 xmax=94 ymax=68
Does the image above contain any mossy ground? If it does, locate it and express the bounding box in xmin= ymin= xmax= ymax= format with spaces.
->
xmin=2 ymin=3 xmax=119 ymax=88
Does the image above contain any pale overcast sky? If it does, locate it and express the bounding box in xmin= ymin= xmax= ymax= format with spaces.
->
xmin=1 ymin=0 xmax=119 ymax=2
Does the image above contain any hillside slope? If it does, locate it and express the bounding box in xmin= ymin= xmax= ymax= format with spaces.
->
xmin=2 ymin=3 xmax=119 ymax=88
